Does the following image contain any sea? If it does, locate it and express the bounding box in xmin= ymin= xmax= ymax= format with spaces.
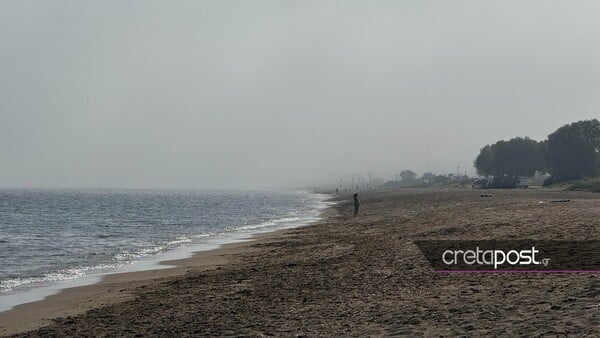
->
xmin=0 ymin=189 xmax=331 ymax=312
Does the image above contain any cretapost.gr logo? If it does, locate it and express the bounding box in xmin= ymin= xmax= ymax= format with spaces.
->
xmin=441 ymin=246 xmax=550 ymax=269
xmin=416 ymin=240 xmax=600 ymax=272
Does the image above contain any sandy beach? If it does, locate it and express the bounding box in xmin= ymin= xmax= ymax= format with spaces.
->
xmin=4 ymin=187 xmax=600 ymax=337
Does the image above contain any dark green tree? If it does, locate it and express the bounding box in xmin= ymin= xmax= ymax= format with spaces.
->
xmin=546 ymin=119 xmax=600 ymax=181
xmin=399 ymin=170 xmax=417 ymax=181
xmin=474 ymin=137 xmax=546 ymax=186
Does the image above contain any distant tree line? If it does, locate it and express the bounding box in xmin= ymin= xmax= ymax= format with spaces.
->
xmin=474 ymin=119 xmax=600 ymax=187
xmin=384 ymin=170 xmax=471 ymax=187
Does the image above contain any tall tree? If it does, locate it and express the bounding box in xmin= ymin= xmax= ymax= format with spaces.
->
xmin=399 ymin=170 xmax=417 ymax=181
xmin=474 ymin=137 xmax=546 ymax=181
xmin=546 ymin=119 xmax=600 ymax=181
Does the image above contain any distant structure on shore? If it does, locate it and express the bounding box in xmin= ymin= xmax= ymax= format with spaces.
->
xmin=383 ymin=170 xmax=473 ymax=188
xmin=306 ymin=169 xmax=478 ymax=193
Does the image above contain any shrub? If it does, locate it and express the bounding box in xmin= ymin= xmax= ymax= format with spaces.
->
xmin=568 ymin=177 xmax=600 ymax=193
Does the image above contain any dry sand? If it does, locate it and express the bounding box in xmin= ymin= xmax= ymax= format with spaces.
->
xmin=3 ymin=187 xmax=600 ymax=337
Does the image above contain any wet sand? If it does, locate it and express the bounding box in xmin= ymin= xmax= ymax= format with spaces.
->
xmin=4 ymin=187 xmax=600 ymax=337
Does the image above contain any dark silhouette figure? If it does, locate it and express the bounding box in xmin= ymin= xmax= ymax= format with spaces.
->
xmin=353 ymin=193 xmax=360 ymax=216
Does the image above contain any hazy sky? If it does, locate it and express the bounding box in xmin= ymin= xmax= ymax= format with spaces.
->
xmin=1 ymin=1 xmax=599 ymax=189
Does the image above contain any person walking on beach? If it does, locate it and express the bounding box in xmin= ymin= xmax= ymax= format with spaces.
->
xmin=353 ymin=193 xmax=360 ymax=216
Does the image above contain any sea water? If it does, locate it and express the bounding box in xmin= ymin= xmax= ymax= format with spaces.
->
xmin=0 ymin=189 xmax=330 ymax=311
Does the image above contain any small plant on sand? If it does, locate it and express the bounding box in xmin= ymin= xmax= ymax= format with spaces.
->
xmin=568 ymin=177 xmax=600 ymax=193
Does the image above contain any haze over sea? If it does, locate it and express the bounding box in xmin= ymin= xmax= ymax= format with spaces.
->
xmin=0 ymin=189 xmax=329 ymax=308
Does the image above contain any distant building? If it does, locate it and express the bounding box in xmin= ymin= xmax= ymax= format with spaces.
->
xmin=516 ymin=172 xmax=550 ymax=188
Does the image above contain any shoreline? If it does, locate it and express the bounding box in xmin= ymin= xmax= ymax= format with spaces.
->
xmin=6 ymin=187 xmax=600 ymax=336
xmin=0 ymin=196 xmax=336 ymax=336
xmin=0 ymin=190 xmax=331 ymax=313
xmin=0 ymin=231 xmax=270 ymax=335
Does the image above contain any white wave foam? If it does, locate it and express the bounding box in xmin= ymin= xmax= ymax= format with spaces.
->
xmin=236 ymin=216 xmax=300 ymax=231
xmin=0 ymin=264 xmax=116 ymax=293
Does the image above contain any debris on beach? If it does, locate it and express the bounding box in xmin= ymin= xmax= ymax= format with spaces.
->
xmin=550 ymin=199 xmax=571 ymax=203
xmin=480 ymin=194 xmax=492 ymax=198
